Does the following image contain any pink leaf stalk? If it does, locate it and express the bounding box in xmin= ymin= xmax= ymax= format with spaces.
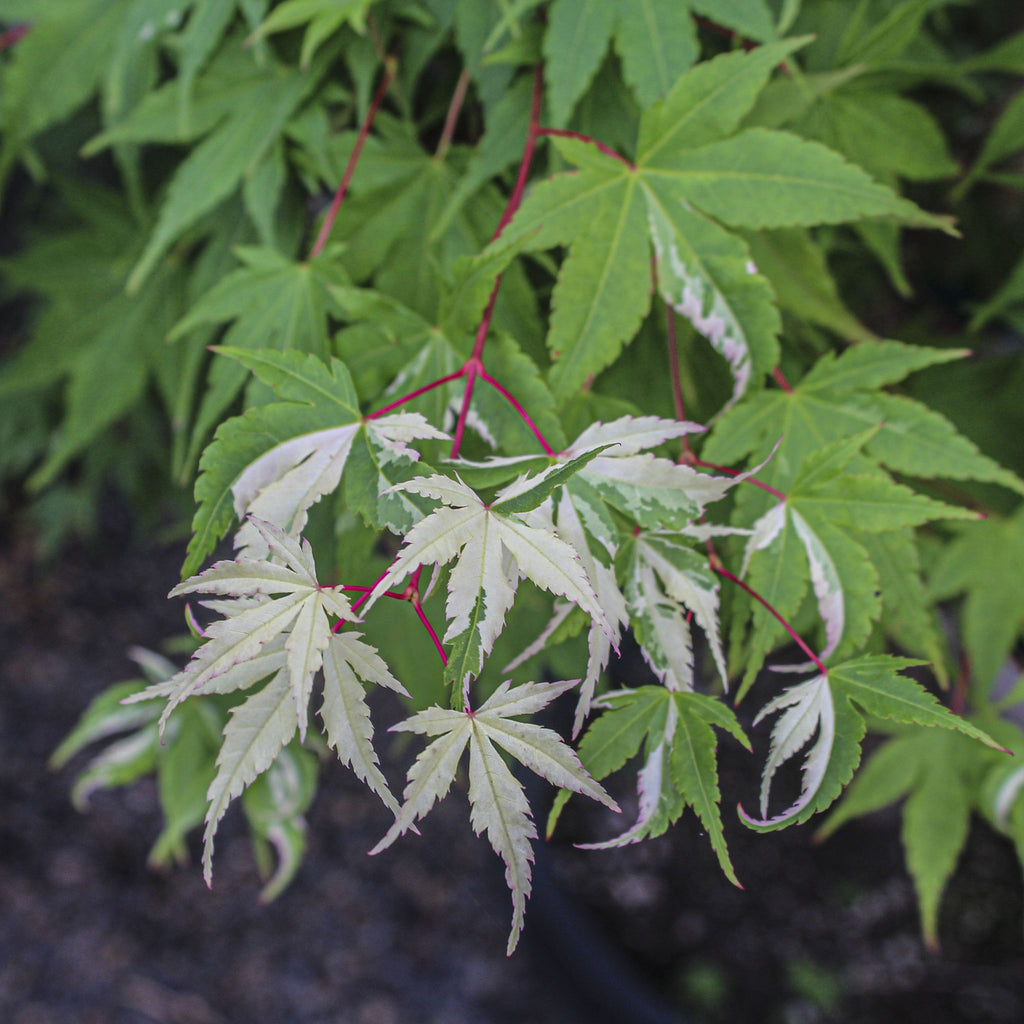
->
xmin=309 ymin=57 xmax=396 ymax=260
xmin=536 ymin=127 xmax=634 ymax=169
xmin=714 ymin=565 xmax=827 ymax=676
xmin=450 ymin=63 xmax=544 ymax=460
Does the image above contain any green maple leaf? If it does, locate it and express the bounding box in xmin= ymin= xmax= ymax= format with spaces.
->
xmin=0 ymin=183 xmax=192 ymax=489
xmin=0 ymin=0 xmax=124 ymax=190
xmin=562 ymin=686 xmax=750 ymax=887
xmin=504 ymin=41 xmax=948 ymax=403
xmin=251 ymin=0 xmax=374 ymax=68
xmin=124 ymin=45 xmax=336 ymax=291
xmin=740 ymin=655 xmax=1001 ymax=834
xmin=703 ymin=342 xmax=1023 ymax=685
xmin=170 ymin=245 xmax=351 ymax=474
xmin=543 ymin=0 xmax=777 ymax=121
xmin=929 ymin=507 xmax=1024 ymax=692
xmin=738 ymin=430 xmax=975 ymax=692
xmin=183 ymin=346 xmax=446 ymax=576
xmin=333 ymin=244 xmax=562 ymax=456
xmin=819 ymin=712 xmax=1021 ymax=950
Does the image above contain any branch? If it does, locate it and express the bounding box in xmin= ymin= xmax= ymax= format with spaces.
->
xmin=772 ymin=366 xmax=793 ymax=392
xmin=689 ymin=458 xmax=787 ymax=502
xmin=309 ymin=56 xmax=396 ymax=260
xmin=0 ymin=23 xmax=29 ymax=50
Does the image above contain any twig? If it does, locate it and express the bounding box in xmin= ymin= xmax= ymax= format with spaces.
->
xmin=450 ymin=63 xmax=544 ymax=459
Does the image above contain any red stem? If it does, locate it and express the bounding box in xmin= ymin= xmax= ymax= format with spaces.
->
xmin=772 ymin=366 xmax=793 ymax=392
xmin=537 ymin=128 xmax=634 ymax=169
xmin=435 ymin=67 xmax=471 ymax=160
xmin=309 ymin=57 xmax=395 ymax=260
xmin=365 ymin=367 xmax=466 ymax=420
xmin=490 ymin=63 xmax=544 ymax=244
xmin=691 ymin=458 xmax=787 ymax=502
xmin=0 ymin=23 xmax=29 ymax=49
xmin=665 ymin=303 xmax=686 ymax=424
xmin=714 ymin=565 xmax=827 ymax=675
xmin=450 ymin=63 xmax=544 ymax=460
xmin=412 ymin=598 xmax=448 ymax=665
xmin=692 ymin=15 xmax=757 ymax=51
xmin=479 ymin=370 xmax=556 ymax=455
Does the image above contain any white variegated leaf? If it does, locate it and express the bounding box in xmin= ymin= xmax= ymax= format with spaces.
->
xmin=748 ymin=673 xmax=835 ymax=826
xmin=785 ymin=509 xmax=844 ymax=666
xmin=284 ymin=591 xmax=334 ymax=740
xmin=203 ymin=670 xmax=297 ymax=884
xmin=741 ymin=501 xmax=787 ymax=577
xmin=367 ymin=412 xmax=450 ymax=458
xmin=135 ymin=520 xmax=353 ymax=741
xmin=639 ymin=535 xmax=727 ymax=686
xmin=582 ymin=454 xmax=702 ymax=527
xmin=568 ymin=414 xmax=704 ymax=456
xmin=467 ymin=728 xmax=537 ymax=954
xmin=555 ymin=489 xmax=628 ymax=732
xmin=629 ymin=559 xmax=695 ymax=691
xmin=320 ymin=632 xmax=406 ymax=815
xmin=366 ymin=477 xmax=611 ymax=682
xmin=578 ymin=700 xmax=679 ymax=849
xmin=233 ymin=424 xmax=360 ymax=556
xmin=369 ymin=681 xmax=617 ymax=952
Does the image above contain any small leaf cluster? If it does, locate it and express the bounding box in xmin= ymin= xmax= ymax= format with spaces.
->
xmin=4 ymin=0 xmax=1024 ymax=953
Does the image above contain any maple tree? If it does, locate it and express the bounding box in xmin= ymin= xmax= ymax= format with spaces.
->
xmin=4 ymin=0 xmax=1024 ymax=957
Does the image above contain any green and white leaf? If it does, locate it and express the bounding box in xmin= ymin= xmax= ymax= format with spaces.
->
xmin=364 ymin=472 xmax=614 ymax=689
xmin=370 ymin=680 xmax=618 ymax=953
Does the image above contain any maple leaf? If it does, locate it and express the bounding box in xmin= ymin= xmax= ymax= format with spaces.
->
xmin=504 ymin=42 xmax=949 ymax=402
xmin=250 ymin=0 xmax=374 ymax=68
xmin=369 ymin=680 xmax=619 ymax=954
xmin=565 ymin=686 xmax=749 ymax=887
xmin=928 ymin=506 xmax=1024 ymax=690
xmin=137 ymin=518 xmax=353 ymax=739
xmin=815 ymin=726 xmax=1006 ymax=950
xmin=363 ymin=455 xmax=616 ymax=694
xmin=128 ymin=517 xmax=412 ymax=883
xmin=183 ymin=348 xmax=446 ymax=575
xmin=124 ymin=46 xmax=337 ymax=291
xmin=739 ymin=656 xmax=1002 ymax=831
xmin=168 ymin=248 xmax=352 ymax=478
xmin=623 ymin=532 xmax=729 ymax=693
xmin=735 ymin=427 xmax=981 ymax=692
xmin=542 ymin=0 xmax=777 ymax=122
xmin=491 ymin=415 xmax=748 ymax=728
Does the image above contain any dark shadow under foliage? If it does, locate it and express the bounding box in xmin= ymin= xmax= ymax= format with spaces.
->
xmin=2 ymin=515 xmax=1023 ymax=1024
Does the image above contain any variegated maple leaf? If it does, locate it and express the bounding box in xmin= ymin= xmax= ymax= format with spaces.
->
xmin=369 ymin=680 xmax=620 ymax=954
xmin=364 ymin=452 xmax=616 ymax=693
xmin=133 ymin=518 xmax=352 ymax=738
xmin=740 ymin=656 xmax=1002 ymax=831
xmin=125 ymin=517 xmax=409 ymax=882
xmin=233 ymin=411 xmax=448 ymax=558
xmin=497 ymin=415 xmax=753 ymax=728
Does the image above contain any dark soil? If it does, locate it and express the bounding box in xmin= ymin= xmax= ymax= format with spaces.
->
xmin=2 ymin=517 xmax=1024 ymax=1024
